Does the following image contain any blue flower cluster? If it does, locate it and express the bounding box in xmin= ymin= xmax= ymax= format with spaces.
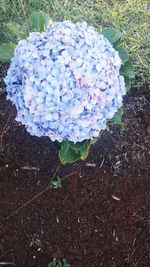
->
xmin=5 ymin=21 xmax=126 ymax=143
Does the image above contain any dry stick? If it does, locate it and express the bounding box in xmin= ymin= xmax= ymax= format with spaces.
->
xmin=61 ymin=171 xmax=78 ymax=182
xmin=6 ymin=165 xmax=78 ymax=220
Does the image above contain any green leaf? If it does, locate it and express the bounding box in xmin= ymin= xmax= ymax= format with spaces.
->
xmin=59 ymin=140 xmax=91 ymax=164
xmin=59 ymin=141 xmax=81 ymax=164
xmin=51 ymin=176 xmax=61 ymax=189
xmin=108 ymin=108 xmax=124 ymax=125
xmin=116 ymin=47 xmax=129 ymax=64
xmin=62 ymin=259 xmax=70 ymax=267
xmin=101 ymin=27 xmax=121 ymax=45
xmin=29 ymin=11 xmax=51 ymax=32
xmin=0 ymin=43 xmax=16 ymax=62
xmin=80 ymin=141 xmax=91 ymax=160
xmin=6 ymin=22 xmax=27 ymax=39
xmin=69 ymin=140 xmax=89 ymax=151
xmin=124 ymin=76 xmax=131 ymax=91
xmin=120 ymin=60 xmax=135 ymax=78
xmin=48 ymin=258 xmax=61 ymax=267
xmin=53 ymin=140 xmax=61 ymax=150
xmin=113 ymin=37 xmax=121 ymax=48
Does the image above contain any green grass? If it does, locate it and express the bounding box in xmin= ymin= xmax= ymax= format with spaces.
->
xmin=0 ymin=0 xmax=150 ymax=86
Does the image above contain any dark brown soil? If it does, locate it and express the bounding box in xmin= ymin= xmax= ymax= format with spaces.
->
xmin=0 ymin=85 xmax=150 ymax=267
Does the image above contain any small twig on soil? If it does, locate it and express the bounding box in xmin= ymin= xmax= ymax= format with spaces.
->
xmin=6 ymin=165 xmax=78 ymax=220
xmin=0 ymin=262 xmax=17 ymax=266
xmin=86 ymin=162 xmax=96 ymax=167
xmin=61 ymin=171 xmax=78 ymax=182
xmin=21 ymin=166 xmax=40 ymax=171
xmin=99 ymin=157 xmax=105 ymax=168
xmin=0 ymin=108 xmax=14 ymax=151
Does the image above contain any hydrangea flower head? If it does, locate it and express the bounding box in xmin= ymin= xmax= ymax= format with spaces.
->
xmin=5 ymin=21 xmax=126 ymax=143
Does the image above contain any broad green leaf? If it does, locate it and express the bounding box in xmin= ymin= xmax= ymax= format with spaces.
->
xmin=80 ymin=141 xmax=91 ymax=160
xmin=0 ymin=43 xmax=16 ymax=62
xmin=69 ymin=140 xmax=89 ymax=151
xmin=124 ymin=76 xmax=131 ymax=91
xmin=53 ymin=140 xmax=61 ymax=150
xmin=59 ymin=140 xmax=91 ymax=164
xmin=116 ymin=47 xmax=129 ymax=64
xmin=113 ymin=37 xmax=121 ymax=48
xmin=6 ymin=22 xmax=27 ymax=39
xmin=101 ymin=27 xmax=121 ymax=45
xmin=120 ymin=60 xmax=135 ymax=78
xmin=29 ymin=11 xmax=50 ymax=32
xmin=59 ymin=141 xmax=81 ymax=164
xmin=108 ymin=108 xmax=124 ymax=125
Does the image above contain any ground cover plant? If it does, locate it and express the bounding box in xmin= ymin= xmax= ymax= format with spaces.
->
xmin=0 ymin=0 xmax=150 ymax=267
xmin=48 ymin=257 xmax=70 ymax=267
xmin=0 ymin=0 xmax=150 ymax=85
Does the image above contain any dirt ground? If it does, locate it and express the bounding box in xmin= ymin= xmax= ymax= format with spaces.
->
xmin=0 ymin=84 xmax=150 ymax=267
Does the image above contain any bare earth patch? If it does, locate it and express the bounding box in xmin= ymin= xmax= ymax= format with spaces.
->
xmin=0 ymin=87 xmax=150 ymax=267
